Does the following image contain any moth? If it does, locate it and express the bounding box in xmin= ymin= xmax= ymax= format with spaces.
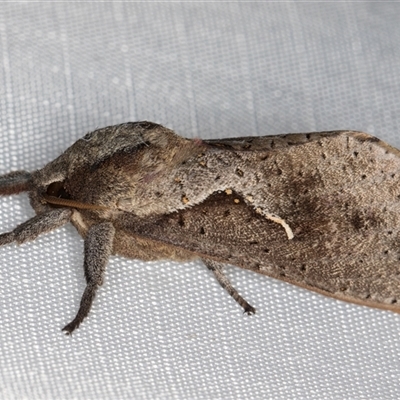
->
xmin=1 ymin=121 xmax=400 ymax=334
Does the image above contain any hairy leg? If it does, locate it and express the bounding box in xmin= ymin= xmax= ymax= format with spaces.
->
xmin=0 ymin=171 xmax=32 ymax=195
xmin=62 ymin=222 xmax=115 ymax=334
xmin=0 ymin=209 xmax=72 ymax=246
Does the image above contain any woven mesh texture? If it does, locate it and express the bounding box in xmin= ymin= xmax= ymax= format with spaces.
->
xmin=1 ymin=3 xmax=400 ymax=399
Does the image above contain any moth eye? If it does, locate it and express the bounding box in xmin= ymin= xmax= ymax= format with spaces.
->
xmin=46 ymin=181 xmax=71 ymax=199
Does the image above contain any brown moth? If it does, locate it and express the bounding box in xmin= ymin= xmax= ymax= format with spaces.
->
xmin=1 ymin=121 xmax=400 ymax=334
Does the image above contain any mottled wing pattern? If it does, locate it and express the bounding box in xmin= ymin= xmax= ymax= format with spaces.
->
xmin=116 ymin=131 xmax=400 ymax=312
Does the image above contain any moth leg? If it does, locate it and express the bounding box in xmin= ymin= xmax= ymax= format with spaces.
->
xmin=203 ymin=259 xmax=256 ymax=315
xmin=262 ymin=212 xmax=294 ymax=240
xmin=0 ymin=170 xmax=32 ymax=195
xmin=62 ymin=222 xmax=115 ymax=335
xmin=0 ymin=209 xmax=73 ymax=246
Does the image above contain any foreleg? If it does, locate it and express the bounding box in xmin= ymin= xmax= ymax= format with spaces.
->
xmin=0 ymin=171 xmax=31 ymax=195
xmin=0 ymin=209 xmax=72 ymax=246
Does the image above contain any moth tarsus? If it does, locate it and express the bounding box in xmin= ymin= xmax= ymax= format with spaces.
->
xmin=1 ymin=121 xmax=400 ymax=333
xmin=203 ymin=258 xmax=256 ymax=315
